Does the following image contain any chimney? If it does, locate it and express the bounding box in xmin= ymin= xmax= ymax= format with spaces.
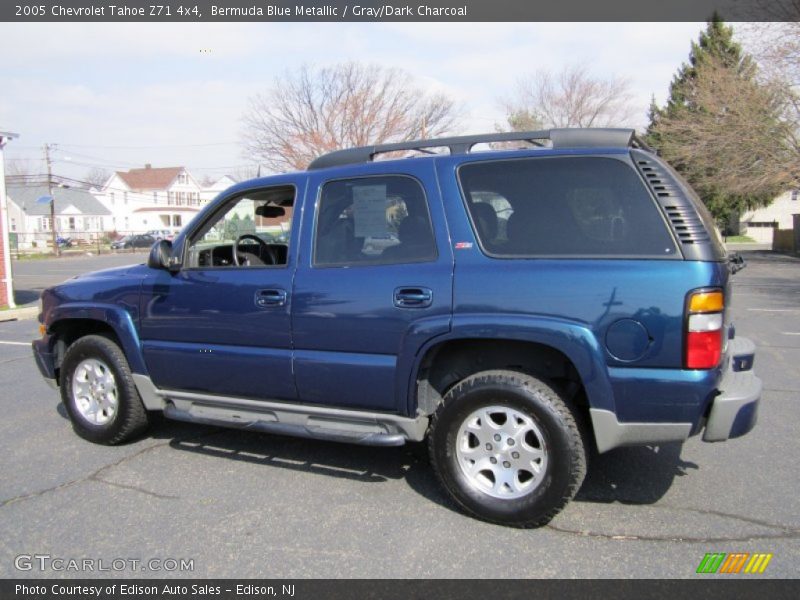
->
xmin=144 ymin=163 xmax=151 ymax=169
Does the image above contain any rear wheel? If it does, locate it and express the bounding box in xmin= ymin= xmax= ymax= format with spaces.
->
xmin=428 ymin=370 xmax=586 ymax=527
xmin=60 ymin=334 xmax=149 ymax=445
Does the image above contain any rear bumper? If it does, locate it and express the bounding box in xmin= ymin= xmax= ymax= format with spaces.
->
xmin=592 ymin=336 xmax=760 ymax=452
xmin=702 ymin=338 xmax=761 ymax=441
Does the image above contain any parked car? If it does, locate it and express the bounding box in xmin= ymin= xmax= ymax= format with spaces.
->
xmin=145 ymin=229 xmax=175 ymax=241
xmin=110 ymin=234 xmax=156 ymax=250
xmin=33 ymin=129 xmax=761 ymax=527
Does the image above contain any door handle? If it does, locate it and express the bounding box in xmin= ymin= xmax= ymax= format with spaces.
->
xmin=394 ymin=287 xmax=433 ymax=308
xmin=255 ymin=288 xmax=287 ymax=308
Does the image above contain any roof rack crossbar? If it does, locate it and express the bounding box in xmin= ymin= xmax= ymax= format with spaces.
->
xmin=308 ymin=128 xmax=642 ymax=170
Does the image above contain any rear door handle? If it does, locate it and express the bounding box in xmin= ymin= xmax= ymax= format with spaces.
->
xmin=394 ymin=287 xmax=433 ymax=308
xmin=255 ymin=288 xmax=287 ymax=308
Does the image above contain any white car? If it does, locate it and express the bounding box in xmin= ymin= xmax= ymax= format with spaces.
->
xmin=145 ymin=229 xmax=175 ymax=241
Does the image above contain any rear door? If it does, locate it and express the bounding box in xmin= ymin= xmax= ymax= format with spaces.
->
xmin=291 ymin=162 xmax=453 ymax=413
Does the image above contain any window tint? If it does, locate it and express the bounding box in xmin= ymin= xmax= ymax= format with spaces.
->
xmin=315 ymin=176 xmax=436 ymax=266
xmin=459 ymin=157 xmax=678 ymax=258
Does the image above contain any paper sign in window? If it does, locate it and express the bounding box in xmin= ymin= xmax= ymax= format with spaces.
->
xmin=353 ymin=185 xmax=388 ymax=237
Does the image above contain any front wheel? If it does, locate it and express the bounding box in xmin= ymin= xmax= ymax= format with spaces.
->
xmin=60 ymin=334 xmax=150 ymax=445
xmin=428 ymin=370 xmax=586 ymax=527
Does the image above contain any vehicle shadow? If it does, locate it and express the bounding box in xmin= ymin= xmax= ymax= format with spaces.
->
xmin=142 ymin=414 xmax=698 ymax=510
xmin=577 ymin=442 xmax=698 ymax=504
xmin=55 ymin=402 xmax=699 ymax=510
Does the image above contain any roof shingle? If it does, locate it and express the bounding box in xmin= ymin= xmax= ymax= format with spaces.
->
xmin=8 ymin=184 xmax=111 ymax=216
xmin=116 ymin=166 xmax=183 ymax=191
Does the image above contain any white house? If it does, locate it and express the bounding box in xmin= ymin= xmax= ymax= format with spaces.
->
xmin=97 ymin=164 xmax=205 ymax=235
xmin=6 ymin=183 xmax=112 ymax=250
xmin=740 ymin=189 xmax=800 ymax=243
xmin=200 ymin=175 xmax=237 ymax=203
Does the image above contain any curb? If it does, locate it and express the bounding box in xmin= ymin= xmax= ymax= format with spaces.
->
xmin=0 ymin=305 xmax=39 ymax=322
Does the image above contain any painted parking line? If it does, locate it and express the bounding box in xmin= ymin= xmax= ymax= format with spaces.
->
xmin=0 ymin=341 xmax=31 ymax=346
xmin=781 ymin=332 xmax=800 ymax=336
xmin=747 ymin=308 xmax=800 ymax=313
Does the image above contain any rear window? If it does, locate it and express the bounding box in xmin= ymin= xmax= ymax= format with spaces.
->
xmin=459 ymin=157 xmax=678 ymax=258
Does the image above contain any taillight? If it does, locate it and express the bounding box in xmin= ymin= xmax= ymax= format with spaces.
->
xmin=685 ymin=289 xmax=724 ymax=369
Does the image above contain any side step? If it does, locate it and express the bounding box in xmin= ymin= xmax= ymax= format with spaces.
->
xmin=146 ymin=384 xmax=428 ymax=446
xmin=163 ymin=403 xmax=408 ymax=446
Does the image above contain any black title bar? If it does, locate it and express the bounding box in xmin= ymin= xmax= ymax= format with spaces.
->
xmin=3 ymin=579 xmax=800 ymax=600
xmin=3 ymin=0 xmax=800 ymax=22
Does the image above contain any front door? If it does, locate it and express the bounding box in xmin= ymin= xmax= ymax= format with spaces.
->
xmin=138 ymin=179 xmax=302 ymax=401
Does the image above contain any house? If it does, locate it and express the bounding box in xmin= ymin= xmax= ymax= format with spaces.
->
xmin=200 ymin=175 xmax=237 ymax=203
xmin=739 ymin=189 xmax=800 ymax=243
xmin=97 ymin=164 xmax=205 ymax=234
xmin=6 ymin=183 xmax=111 ymax=251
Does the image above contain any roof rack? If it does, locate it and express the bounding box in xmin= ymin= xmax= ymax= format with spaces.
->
xmin=307 ymin=128 xmax=651 ymax=170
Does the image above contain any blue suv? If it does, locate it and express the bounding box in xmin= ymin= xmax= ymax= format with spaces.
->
xmin=33 ymin=129 xmax=761 ymax=527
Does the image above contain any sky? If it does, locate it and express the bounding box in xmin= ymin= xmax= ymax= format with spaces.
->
xmin=0 ymin=21 xmax=714 ymax=184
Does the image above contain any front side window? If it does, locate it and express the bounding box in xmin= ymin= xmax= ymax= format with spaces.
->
xmin=186 ymin=185 xmax=294 ymax=268
xmin=314 ymin=175 xmax=436 ymax=267
xmin=459 ymin=157 xmax=678 ymax=258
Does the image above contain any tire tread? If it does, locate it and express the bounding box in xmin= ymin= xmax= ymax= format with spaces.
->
xmin=61 ymin=334 xmax=149 ymax=445
xmin=428 ymin=369 xmax=586 ymax=528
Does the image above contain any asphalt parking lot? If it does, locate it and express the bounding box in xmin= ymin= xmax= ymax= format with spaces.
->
xmin=0 ymin=250 xmax=797 ymax=578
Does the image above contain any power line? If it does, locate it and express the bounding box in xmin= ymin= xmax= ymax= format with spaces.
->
xmin=57 ymin=141 xmax=239 ymax=149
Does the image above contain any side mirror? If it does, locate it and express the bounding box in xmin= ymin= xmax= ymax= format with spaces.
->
xmin=148 ymin=240 xmax=175 ymax=271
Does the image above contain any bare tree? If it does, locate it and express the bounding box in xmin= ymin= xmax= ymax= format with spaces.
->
xmin=84 ymin=167 xmax=111 ymax=189
xmin=740 ymin=22 xmax=800 ymax=140
xmin=241 ymin=62 xmax=459 ymax=172
xmin=742 ymin=22 xmax=800 ymax=86
xmin=5 ymin=159 xmax=37 ymax=178
xmin=231 ymin=165 xmax=261 ymax=182
xmin=499 ymin=64 xmax=637 ymax=131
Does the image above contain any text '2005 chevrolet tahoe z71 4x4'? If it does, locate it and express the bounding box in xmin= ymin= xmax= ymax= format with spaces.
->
xmin=33 ymin=129 xmax=761 ymax=527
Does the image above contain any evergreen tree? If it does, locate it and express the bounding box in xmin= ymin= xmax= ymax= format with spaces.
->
xmin=647 ymin=16 xmax=792 ymax=228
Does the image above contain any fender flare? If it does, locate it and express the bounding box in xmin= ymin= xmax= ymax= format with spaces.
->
xmin=47 ymin=303 xmax=148 ymax=375
xmin=403 ymin=313 xmax=615 ymax=416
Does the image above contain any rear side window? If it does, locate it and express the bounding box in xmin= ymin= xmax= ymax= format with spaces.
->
xmin=314 ymin=175 xmax=437 ymax=267
xmin=459 ymin=157 xmax=678 ymax=258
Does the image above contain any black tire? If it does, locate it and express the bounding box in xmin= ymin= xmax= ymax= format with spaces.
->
xmin=60 ymin=334 xmax=150 ymax=445
xmin=428 ymin=369 xmax=586 ymax=527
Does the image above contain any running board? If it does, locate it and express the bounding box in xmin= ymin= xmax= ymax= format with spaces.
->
xmin=132 ymin=374 xmax=427 ymax=446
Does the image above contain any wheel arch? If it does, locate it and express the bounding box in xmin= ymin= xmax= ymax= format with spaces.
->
xmin=46 ymin=304 xmax=147 ymax=382
xmin=408 ymin=316 xmax=615 ymax=421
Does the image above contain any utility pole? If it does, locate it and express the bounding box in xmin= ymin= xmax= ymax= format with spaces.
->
xmin=44 ymin=143 xmax=59 ymax=257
